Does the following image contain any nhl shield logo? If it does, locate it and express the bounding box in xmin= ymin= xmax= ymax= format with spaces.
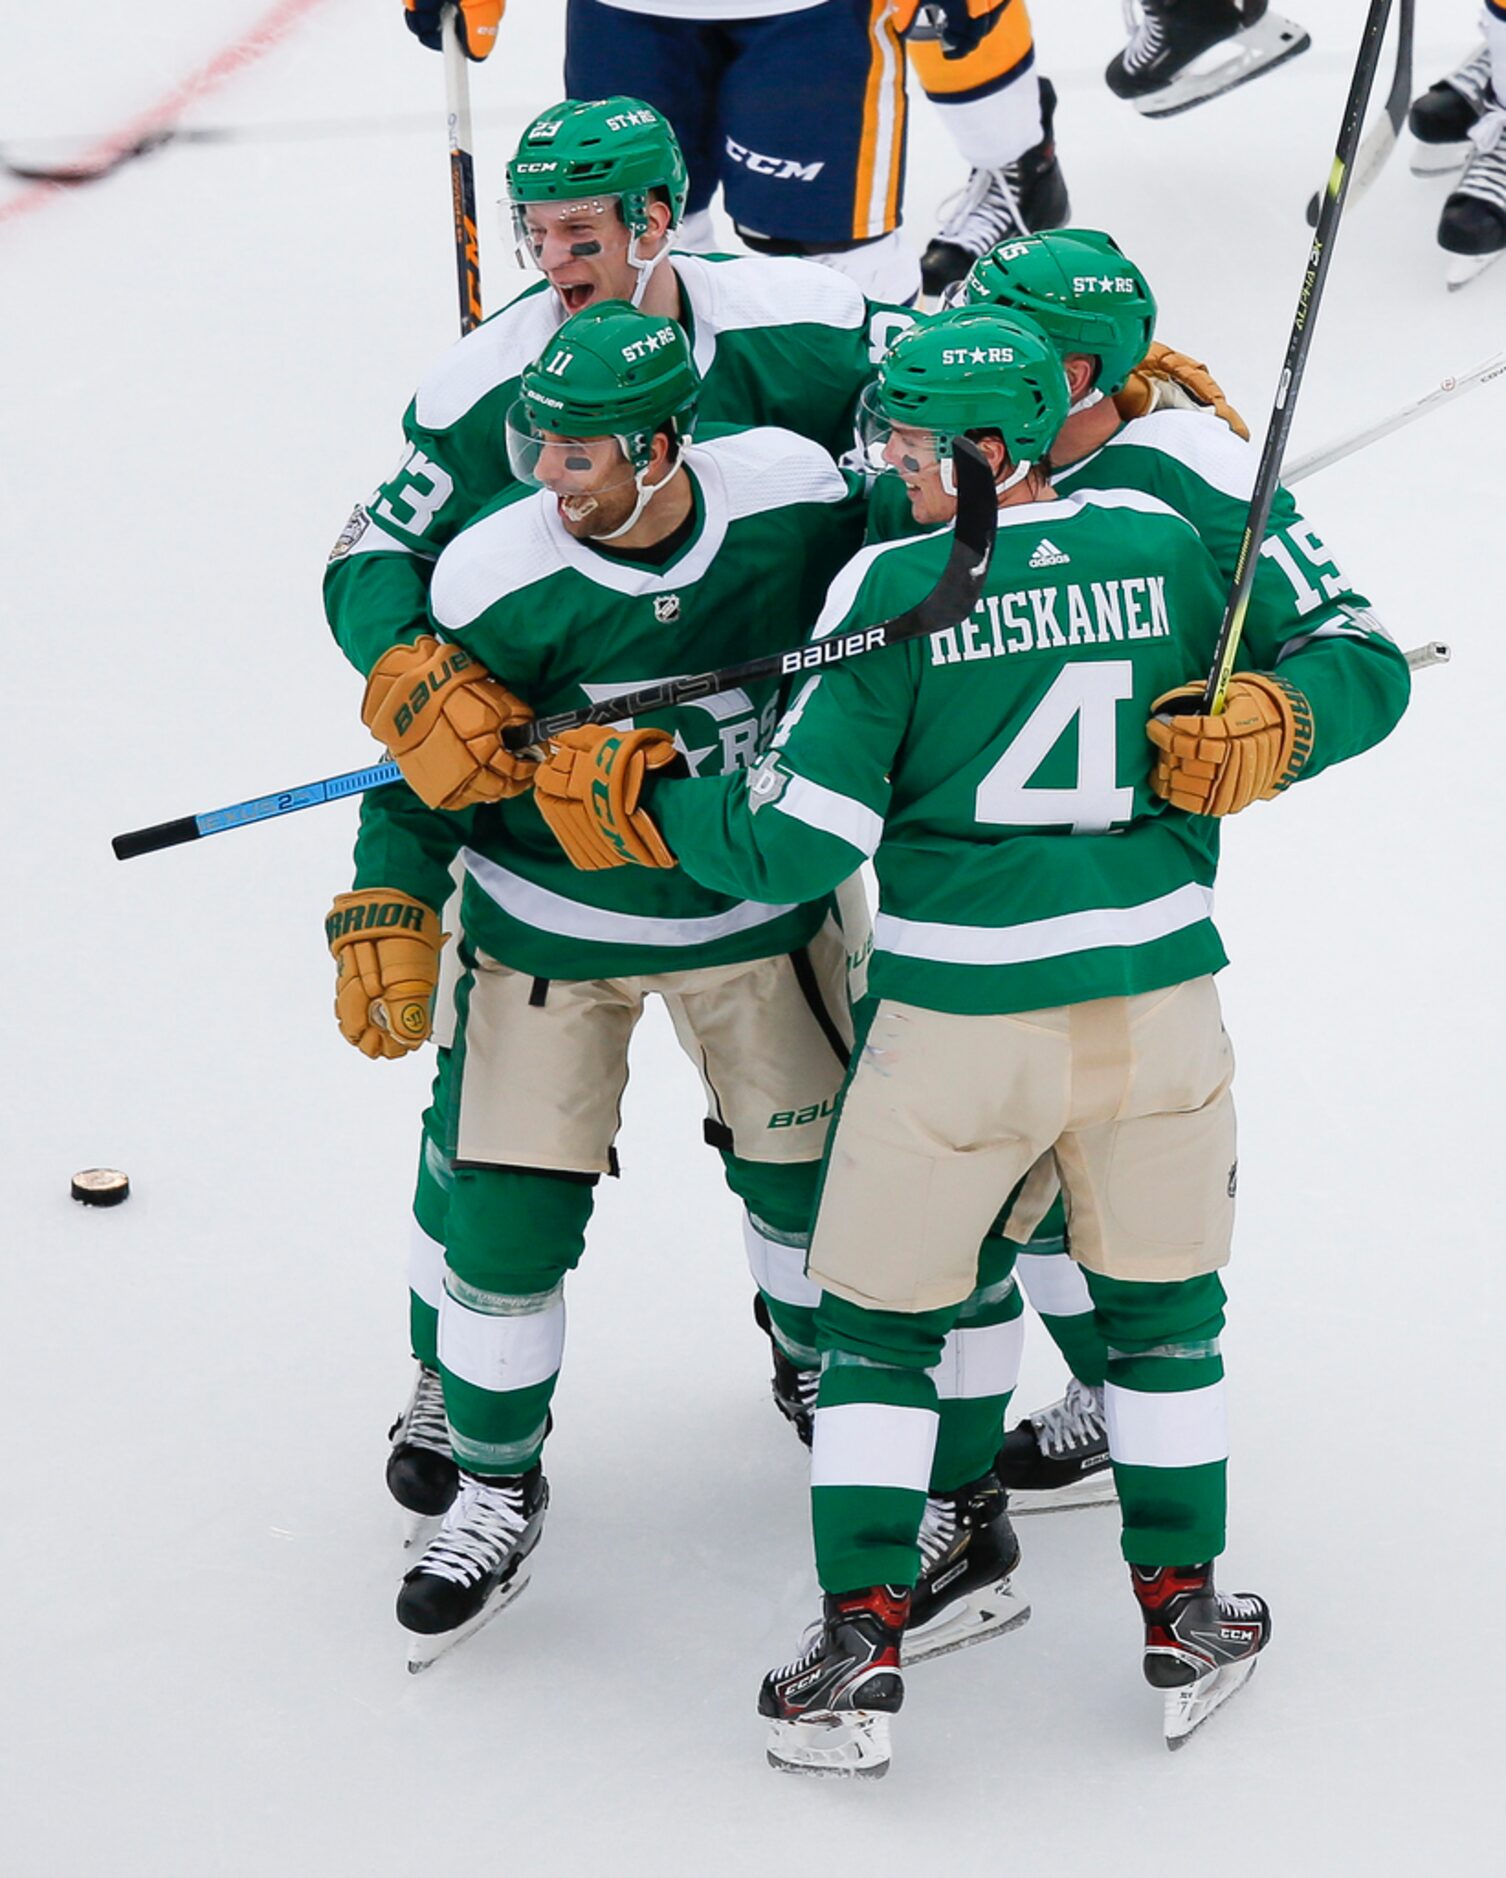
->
xmin=653 ymin=594 xmax=681 ymax=624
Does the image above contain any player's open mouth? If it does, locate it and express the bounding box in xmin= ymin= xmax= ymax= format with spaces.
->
xmin=559 ymin=492 xmax=598 ymax=523
xmin=556 ymin=281 xmax=595 ymax=312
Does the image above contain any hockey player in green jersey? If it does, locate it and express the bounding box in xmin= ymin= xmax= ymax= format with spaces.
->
xmin=865 ymin=227 xmax=1411 ymax=1515
xmin=324 ymin=93 xmax=913 ymax=703
xmin=532 ymin=307 xmax=1410 ymax=1769
xmin=337 ymin=302 xmax=886 ymax=1668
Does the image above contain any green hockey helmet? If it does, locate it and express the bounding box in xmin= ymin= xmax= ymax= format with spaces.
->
xmin=507 ymin=301 xmax=700 ymax=528
xmin=506 ymin=97 xmax=690 ymax=275
xmin=952 ymin=229 xmax=1157 ymax=398
xmin=857 ymin=307 xmax=1069 ymax=490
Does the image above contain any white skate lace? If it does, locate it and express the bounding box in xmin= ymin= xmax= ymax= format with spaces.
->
xmin=770 ymin=1619 xmax=828 ymax=1682
xmin=1218 ymin=1591 xmax=1265 ymax=1620
xmin=1120 ymin=0 xmax=1168 ymax=75
xmin=1034 ymin=1378 xmax=1106 ymax=1459
xmin=916 ymin=1494 xmax=960 ymax=1573
xmin=1460 ymin=107 xmax=1506 ymax=212
xmin=417 ymin=1475 xmax=530 ymax=1587
xmin=1446 ymin=43 xmax=1494 ymax=114
xmin=394 ymin=1363 xmax=450 ymax=1456
xmin=933 ymin=164 xmax=1028 ymax=256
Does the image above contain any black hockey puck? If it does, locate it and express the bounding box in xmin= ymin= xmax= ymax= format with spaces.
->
xmin=71 ymin=1168 xmax=130 ymax=1207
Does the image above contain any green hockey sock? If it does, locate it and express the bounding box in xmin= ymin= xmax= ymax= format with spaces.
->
xmin=407 ymin=1044 xmax=458 ymax=1370
xmin=1085 ymin=1270 xmax=1229 ymax=1565
xmin=929 ymin=1236 xmax=1024 ymax=1493
xmin=1005 ymin=1197 xmax=1108 ymax=1388
xmin=724 ymin=1151 xmax=823 ymax=1367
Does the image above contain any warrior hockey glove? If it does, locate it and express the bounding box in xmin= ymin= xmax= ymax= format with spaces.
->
xmin=1147 ymin=673 xmax=1314 ymax=816
xmin=404 ymin=0 xmax=503 ymax=59
xmin=1115 ymin=343 xmax=1251 ymax=440
xmin=362 ymin=635 xmax=535 ymax=811
xmin=326 ymin=890 xmax=446 ymax=1059
xmin=897 ymin=0 xmax=1004 ymax=59
xmin=534 ymin=726 xmax=680 ymax=871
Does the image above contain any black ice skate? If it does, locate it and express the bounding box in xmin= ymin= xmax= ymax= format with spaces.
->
xmin=753 ymin=1292 xmax=818 ymax=1447
xmin=1131 ymin=1561 xmax=1271 ymax=1748
xmin=397 ymin=1465 xmax=548 ymax=1672
xmin=903 ymin=1472 xmax=1030 ymax=1664
xmin=1409 ymin=43 xmax=1493 ymax=175
xmin=996 ymin=1377 xmax=1117 ymax=1513
xmin=1107 ymin=1 xmax=1310 ymax=120
xmin=1439 ymin=105 xmax=1506 ymax=291
xmin=760 ymin=1586 xmax=908 ymax=1778
xmin=386 ymin=1361 xmax=458 ymax=1548
xmin=921 ymin=79 xmax=1070 ymax=301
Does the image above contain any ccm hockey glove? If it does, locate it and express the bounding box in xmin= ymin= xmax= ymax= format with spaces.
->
xmin=1147 ymin=673 xmax=1315 ymax=816
xmin=1116 ymin=343 xmax=1251 ymax=440
xmin=326 ymin=890 xmax=446 ymax=1059
xmin=363 ymin=635 xmax=535 ymax=811
xmin=404 ymin=0 xmax=503 ymax=59
xmin=534 ymin=727 xmax=680 ymax=870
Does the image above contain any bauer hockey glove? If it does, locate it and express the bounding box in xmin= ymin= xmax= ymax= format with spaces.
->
xmin=1147 ymin=673 xmax=1314 ymax=816
xmin=1115 ymin=343 xmax=1251 ymax=440
xmin=534 ymin=726 xmax=680 ymax=871
xmin=403 ymin=0 xmax=503 ymax=59
xmin=363 ymin=635 xmax=535 ymax=811
xmin=326 ymin=890 xmax=446 ymax=1059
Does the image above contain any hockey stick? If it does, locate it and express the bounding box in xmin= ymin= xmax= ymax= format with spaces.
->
xmin=1196 ymin=0 xmax=1395 ymax=716
xmin=1304 ymin=0 xmax=1413 ymax=227
xmin=1282 ymin=348 xmax=1506 ymax=483
xmin=443 ymin=4 xmax=484 ymax=336
xmin=111 ymin=443 xmax=997 ymax=859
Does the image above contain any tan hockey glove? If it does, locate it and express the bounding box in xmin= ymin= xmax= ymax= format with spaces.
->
xmin=362 ymin=635 xmax=536 ymax=811
xmin=533 ymin=726 xmax=680 ymax=871
xmin=326 ymin=890 xmax=446 ymax=1058
xmin=1147 ymin=673 xmax=1315 ymax=816
xmin=1116 ymin=342 xmax=1251 ymax=440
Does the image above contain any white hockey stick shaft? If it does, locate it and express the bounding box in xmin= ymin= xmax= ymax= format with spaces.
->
xmin=1403 ymin=641 xmax=1449 ymax=672
xmin=442 ymin=5 xmax=483 ymax=335
xmin=1282 ymin=351 xmax=1506 ymax=484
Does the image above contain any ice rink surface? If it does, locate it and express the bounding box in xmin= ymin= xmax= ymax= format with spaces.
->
xmin=3 ymin=1 xmax=1502 ymax=1871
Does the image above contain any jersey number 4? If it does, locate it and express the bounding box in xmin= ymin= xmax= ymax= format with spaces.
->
xmin=975 ymin=661 xmax=1135 ymax=836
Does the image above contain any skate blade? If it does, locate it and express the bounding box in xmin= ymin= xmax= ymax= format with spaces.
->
xmin=1006 ymin=1471 xmax=1118 ymax=1516
xmin=400 ymin=1509 xmax=444 ymax=1552
xmin=765 ymin=1709 xmax=892 ymax=1778
xmin=902 ymin=1578 xmax=1031 ymax=1666
xmin=1134 ymin=16 xmax=1311 ymax=119
xmin=1163 ymin=1657 xmax=1259 ymax=1749
xmin=1410 ymin=141 xmax=1471 ymax=177
xmin=404 ymin=1570 xmax=531 ymax=1674
xmin=1446 ymin=249 xmax=1503 ymax=292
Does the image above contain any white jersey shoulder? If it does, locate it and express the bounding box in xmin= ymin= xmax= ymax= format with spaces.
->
xmin=1065 ymin=484 xmax=1200 ymax=530
xmin=1107 ymin=408 xmax=1258 ymax=504
xmin=812 ymin=533 xmax=920 ymax=642
xmin=693 ymin=427 xmax=852 ymax=522
xmin=430 ymin=493 xmax=559 ymax=632
xmin=413 ymin=285 xmax=561 ymax=432
xmin=674 ymin=250 xmax=867 ymax=338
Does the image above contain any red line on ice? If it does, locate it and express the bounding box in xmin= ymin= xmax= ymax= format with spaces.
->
xmin=1 ymin=0 xmax=334 ymax=229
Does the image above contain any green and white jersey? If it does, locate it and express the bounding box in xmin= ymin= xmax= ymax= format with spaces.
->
xmin=659 ymin=489 xmax=1264 ymax=1016
xmin=351 ymin=426 xmax=868 ymax=981
xmin=866 ymin=406 xmax=1409 ymax=777
xmin=326 ymin=252 xmax=912 ymax=677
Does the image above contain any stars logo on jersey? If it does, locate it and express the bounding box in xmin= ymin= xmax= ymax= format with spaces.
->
xmin=653 ymin=594 xmax=681 ymax=623
xmin=327 ymin=503 xmax=371 ymax=562
xmin=1028 ymin=538 xmax=1070 ymax=568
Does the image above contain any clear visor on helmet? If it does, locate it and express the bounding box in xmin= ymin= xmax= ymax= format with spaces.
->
xmin=504 ymin=404 xmax=640 ymax=496
xmin=507 ymin=194 xmax=623 ymax=273
xmin=855 ymin=381 xmax=957 ymax=482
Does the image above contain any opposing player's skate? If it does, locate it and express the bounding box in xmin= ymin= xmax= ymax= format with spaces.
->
xmin=1131 ymin=1562 xmax=1271 ymax=1748
xmin=1439 ymin=105 xmax=1506 ymax=291
xmin=752 ymin=1293 xmax=818 ymax=1447
xmin=996 ymin=1377 xmax=1117 ymax=1513
xmin=1409 ymin=44 xmax=1493 ymax=175
xmin=397 ymin=1465 xmax=548 ymax=1672
xmin=760 ymin=1586 xmax=908 ymax=1778
xmin=1107 ymin=0 xmax=1310 ymax=119
xmin=921 ymin=79 xmax=1070 ymax=300
xmin=386 ymin=1361 xmax=458 ymax=1547
xmin=902 ymin=1471 xmax=1030 ymax=1663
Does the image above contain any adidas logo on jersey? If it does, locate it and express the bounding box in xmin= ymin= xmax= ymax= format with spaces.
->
xmin=1028 ymin=538 xmax=1070 ymax=568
